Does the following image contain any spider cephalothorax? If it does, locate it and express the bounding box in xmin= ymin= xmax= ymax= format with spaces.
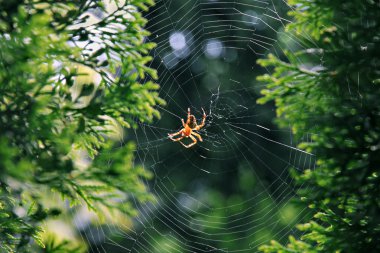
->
xmin=168 ymin=108 xmax=206 ymax=148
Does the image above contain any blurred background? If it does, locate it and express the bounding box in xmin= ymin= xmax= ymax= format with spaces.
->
xmin=80 ymin=0 xmax=315 ymax=252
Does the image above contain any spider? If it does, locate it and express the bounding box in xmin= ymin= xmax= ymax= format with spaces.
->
xmin=168 ymin=108 xmax=206 ymax=148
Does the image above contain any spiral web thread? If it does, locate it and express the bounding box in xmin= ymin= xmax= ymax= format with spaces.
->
xmin=75 ymin=1 xmax=318 ymax=252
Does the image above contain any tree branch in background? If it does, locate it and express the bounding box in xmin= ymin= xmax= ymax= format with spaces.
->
xmin=257 ymin=0 xmax=380 ymax=252
xmin=0 ymin=0 xmax=164 ymax=252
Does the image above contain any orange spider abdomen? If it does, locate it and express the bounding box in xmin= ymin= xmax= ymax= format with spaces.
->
xmin=183 ymin=126 xmax=192 ymax=136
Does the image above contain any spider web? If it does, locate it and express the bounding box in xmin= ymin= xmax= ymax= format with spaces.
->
xmin=74 ymin=0 xmax=318 ymax=252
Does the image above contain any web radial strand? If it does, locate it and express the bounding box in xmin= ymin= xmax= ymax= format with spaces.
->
xmin=79 ymin=0 xmax=319 ymax=252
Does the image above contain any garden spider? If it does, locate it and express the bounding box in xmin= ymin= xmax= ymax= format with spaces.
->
xmin=168 ymin=108 xmax=206 ymax=148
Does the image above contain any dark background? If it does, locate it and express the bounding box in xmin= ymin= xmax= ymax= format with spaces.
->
xmin=88 ymin=0 xmax=314 ymax=252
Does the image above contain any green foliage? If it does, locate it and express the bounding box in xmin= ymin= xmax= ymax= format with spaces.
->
xmin=257 ymin=0 xmax=380 ymax=252
xmin=43 ymin=236 xmax=84 ymax=253
xmin=0 ymin=0 xmax=163 ymax=251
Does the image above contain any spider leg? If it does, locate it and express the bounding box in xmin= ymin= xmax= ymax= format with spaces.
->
xmin=185 ymin=107 xmax=191 ymax=125
xmin=168 ymin=130 xmax=183 ymax=138
xmin=194 ymin=107 xmax=206 ymax=130
xmin=181 ymin=118 xmax=186 ymax=127
xmin=192 ymin=132 xmax=203 ymax=142
xmin=170 ymin=136 xmax=185 ymax=142
xmin=180 ymin=134 xmax=197 ymax=148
